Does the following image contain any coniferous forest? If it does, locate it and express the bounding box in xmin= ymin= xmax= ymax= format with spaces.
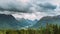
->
xmin=0 ymin=23 xmax=60 ymax=34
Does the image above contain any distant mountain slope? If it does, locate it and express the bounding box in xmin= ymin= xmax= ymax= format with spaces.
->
xmin=0 ymin=14 xmax=21 ymax=30
xmin=0 ymin=14 xmax=38 ymax=29
xmin=32 ymin=15 xmax=60 ymax=28
xmin=18 ymin=18 xmax=38 ymax=27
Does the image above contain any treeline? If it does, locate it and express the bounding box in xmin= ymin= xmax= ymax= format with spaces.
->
xmin=0 ymin=23 xmax=60 ymax=34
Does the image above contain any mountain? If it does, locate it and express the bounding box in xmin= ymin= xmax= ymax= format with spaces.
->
xmin=0 ymin=14 xmax=38 ymax=29
xmin=0 ymin=14 xmax=21 ymax=30
xmin=18 ymin=18 xmax=38 ymax=27
xmin=32 ymin=15 xmax=60 ymax=28
xmin=1 ymin=14 xmax=60 ymax=29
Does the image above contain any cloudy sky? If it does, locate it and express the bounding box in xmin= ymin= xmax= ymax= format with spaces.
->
xmin=0 ymin=0 xmax=60 ymax=20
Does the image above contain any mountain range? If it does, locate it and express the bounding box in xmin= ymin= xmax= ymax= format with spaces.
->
xmin=18 ymin=18 xmax=37 ymax=27
xmin=0 ymin=14 xmax=21 ymax=30
xmin=0 ymin=14 xmax=38 ymax=30
xmin=0 ymin=14 xmax=60 ymax=29
xmin=32 ymin=15 xmax=60 ymax=28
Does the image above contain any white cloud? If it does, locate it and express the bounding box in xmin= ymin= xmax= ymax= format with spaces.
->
xmin=0 ymin=0 xmax=60 ymax=20
xmin=12 ymin=12 xmax=46 ymax=20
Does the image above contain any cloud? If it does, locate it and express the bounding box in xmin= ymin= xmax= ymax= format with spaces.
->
xmin=0 ymin=0 xmax=60 ymax=20
xmin=12 ymin=12 xmax=46 ymax=20
xmin=28 ymin=2 xmax=57 ymax=15
xmin=39 ymin=3 xmax=57 ymax=10
xmin=0 ymin=0 xmax=58 ymax=13
xmin=0 ymin=0 xmax=31 ymax=13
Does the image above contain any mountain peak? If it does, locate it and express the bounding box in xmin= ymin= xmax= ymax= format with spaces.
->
xmin=0 ymin=14 xmax=14 ymax=18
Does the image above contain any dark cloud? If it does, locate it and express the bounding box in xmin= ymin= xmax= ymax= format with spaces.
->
xmin=39 ymin=3 xmax=57 ymax=10
xmin=0 ymin=0 xmax=31 ymax=13
xmin=29 ymin=2 xmax=57 ymax=13
xmin=0 ymin=0 xmax=58 ymax=15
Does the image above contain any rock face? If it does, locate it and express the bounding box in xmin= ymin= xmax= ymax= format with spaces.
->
xmin=32 ymin=15 xmax=60 ymax=28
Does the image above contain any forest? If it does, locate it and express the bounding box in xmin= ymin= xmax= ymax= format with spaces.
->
xmin=0 ymin=23 xmax=60 ymax=34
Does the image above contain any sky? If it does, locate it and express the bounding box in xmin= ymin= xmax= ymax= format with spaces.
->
xmin=0 ymin=0 xmax=60 ymax=20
